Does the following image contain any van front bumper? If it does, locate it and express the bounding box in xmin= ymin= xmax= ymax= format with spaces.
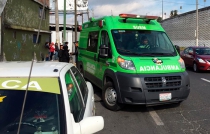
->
xmin=116 ymin=71 xmax=190 ymax=105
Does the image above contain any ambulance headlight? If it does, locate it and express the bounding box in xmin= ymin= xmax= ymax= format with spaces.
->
xmin=179 ymin=58 xmax=185 ymax=69
xmin=117 ymin=57 xmax=136 ymax=70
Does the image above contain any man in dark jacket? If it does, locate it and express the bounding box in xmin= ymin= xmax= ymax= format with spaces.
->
xmin=58 ymin=45 xmax=64 ymax=62
xmin=62 ymin=45 xmax=70 ymax=63
xmin=70 ymin=41 xmax=78 ymax=63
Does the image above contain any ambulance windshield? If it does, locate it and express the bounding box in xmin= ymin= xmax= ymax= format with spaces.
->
xmin=112 ymin=30 xmax=177 ymax=56
xmin=0 ymin=89 xmax=61 ymax=134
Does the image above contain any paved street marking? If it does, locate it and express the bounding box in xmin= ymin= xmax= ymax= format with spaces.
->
xmin=147 ymin=107 xmax=164 ymax=126
xmin=201 ymin=78 xmax=210 ymax=83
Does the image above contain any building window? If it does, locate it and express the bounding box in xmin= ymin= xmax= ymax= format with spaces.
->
xmin=39 ymin=7 xmax=46 ymax=19
xmin=33 ymin=34 xmax=41 ymax=44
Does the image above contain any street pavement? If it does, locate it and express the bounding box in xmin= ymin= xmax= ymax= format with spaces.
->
xmin=93 ymin=68 xmax=210 ymax=134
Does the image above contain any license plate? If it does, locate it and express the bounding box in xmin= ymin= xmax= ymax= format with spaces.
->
xmin=159 ymin=93 xmax=172 ymax=101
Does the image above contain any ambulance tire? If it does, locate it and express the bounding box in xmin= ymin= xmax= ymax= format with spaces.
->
xmin=102 ymin=82 xmax=123 ymax=111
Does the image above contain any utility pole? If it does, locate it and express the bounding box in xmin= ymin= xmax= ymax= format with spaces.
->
xmin=55 ymin=0 xmax=60 ymax=43
xmin=87 ymin=9 xmax=90 ymax=20
xmin=162 ymin=0 xmax=163 ymax=19
xmin=74 ymin=0 xmax=77 ymax=43
xmin=196 ymin=0 xmax=198 ymax=47
xmin=63 ymin=0 xmax=66 ymax=42
xmin=36 ymin=0 xmax=46 ymax=44
xmin=82 ymin=13 xmax=84 ymax=24
xmin=91 ymin=8 xmax=94 ymax=18
xmin=204 ymin=0 xmax=206 ymax=8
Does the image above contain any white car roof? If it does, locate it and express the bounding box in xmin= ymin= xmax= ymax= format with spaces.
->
xmin=0 ymin=61 xmax=74 ymax=77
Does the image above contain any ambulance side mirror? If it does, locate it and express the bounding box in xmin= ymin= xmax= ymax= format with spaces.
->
xmin=175 ymin=45 xmax=180 ymax=55
xmin=99 ymin=44 xmax=109 ymax=58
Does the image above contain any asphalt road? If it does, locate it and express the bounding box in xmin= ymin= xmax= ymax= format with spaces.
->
xmin=94 ymin=68 xmax=210 ymax=134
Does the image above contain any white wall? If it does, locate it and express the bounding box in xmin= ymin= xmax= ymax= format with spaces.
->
xmin=66 ymin=30 xmax=73 ymax=52
xmin=51 ymin=31 xmax=62 ymax=44
xmin=51 ymin=30 xmax=81 ymax=54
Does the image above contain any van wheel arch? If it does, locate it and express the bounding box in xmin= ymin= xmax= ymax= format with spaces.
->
xmin=103 ymin=69 xmax=123 ymax=103
xmin=102 ymin=81 xmax=123 ymax=111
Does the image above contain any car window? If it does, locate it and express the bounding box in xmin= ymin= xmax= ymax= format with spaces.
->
xmin=70 ymin=66 xmax=88 ymax=102
xmin=101 ymin=30 xmax=111 ymax=47
xmin=195 ymin=48 xmax=210 ymax=55
xmin=111 ymin=30 xmax=176 ymax=56
xmin=184 ymin=48 xmax=189 ymax=54
xmin=64 ymin=70 xmax=85 ymax=122
xmin=195 ymin=48 xmax=201 ymax=54
xmin=189 ymin=48 xmax=193 ymax=53
xmin=0 ymin=89 xmax=62 ymax=133
xmin=112 ymin=31 xmax=122 ymax=49
xmin=87 ymin=31 xmax=99 ymax=53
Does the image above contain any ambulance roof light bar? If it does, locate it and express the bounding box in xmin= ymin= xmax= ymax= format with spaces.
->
xmin=119 ymin=13 xmax=159 ymax=23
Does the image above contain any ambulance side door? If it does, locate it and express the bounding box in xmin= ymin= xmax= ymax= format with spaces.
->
xmin=97 ymin=30 xmax=112 ymax=83
xmin=85 ymin=31 xmax=100 ymax=87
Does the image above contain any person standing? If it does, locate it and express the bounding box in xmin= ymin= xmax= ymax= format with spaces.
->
xmin=49 ymin=42 xmax=55 ymax=61
xmin=62 ymin=45 xmax=70 ymax=63
xmin=70 ymin=41 xmax=79 ymax=64
xmin=64 ymin=41 xmax=69 ymax=46
xmin=54 ymin=43 xmax=59 ymax=60
xmin=58 ymin=45 xmax=64 ymax=62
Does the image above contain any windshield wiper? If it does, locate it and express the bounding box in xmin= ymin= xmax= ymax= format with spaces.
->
xmin=135 ymin=53 xmax=156 ymax=56
xmin=117 ymin=48 xmax=153 ymax=56
xmin=116 ymin=48 xmax=133 ymax=53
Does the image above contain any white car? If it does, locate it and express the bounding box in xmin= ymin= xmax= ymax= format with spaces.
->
xmin=0 ymin=61 xmax=104 ymax=134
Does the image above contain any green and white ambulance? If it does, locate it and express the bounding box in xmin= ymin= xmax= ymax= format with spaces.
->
xmin=0 ymin=61 xmax=104 ymax=134
xmin=77 ymin=14 xmax=190 ymax=111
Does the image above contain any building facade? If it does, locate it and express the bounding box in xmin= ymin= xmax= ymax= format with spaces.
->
xmin=161 ymin=6 xmax=210 ymax=48
xmin=1 ymin=0 xmax=50 ymax=61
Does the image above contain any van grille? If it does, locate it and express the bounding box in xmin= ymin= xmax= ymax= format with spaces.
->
xmin=148 ymin=88 xmax=180 ymax=92
xmin=144 ymin=76 xmax=181 ymax=89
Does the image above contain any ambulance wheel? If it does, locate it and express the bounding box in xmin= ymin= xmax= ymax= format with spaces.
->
xmin=102 ymin=82 xmax=123 ymax=111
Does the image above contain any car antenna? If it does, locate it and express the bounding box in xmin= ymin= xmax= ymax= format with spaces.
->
xmin=17 ymin=0 xmax=46 ymax=133
xmin=17 ymin=59 xmax=34 ymax=134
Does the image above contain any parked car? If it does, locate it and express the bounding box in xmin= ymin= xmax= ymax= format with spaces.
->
xmin=0 ymin=61 xmax=104 ymax=134
xmin=180 ymin=46 xmax=210 ymax=72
